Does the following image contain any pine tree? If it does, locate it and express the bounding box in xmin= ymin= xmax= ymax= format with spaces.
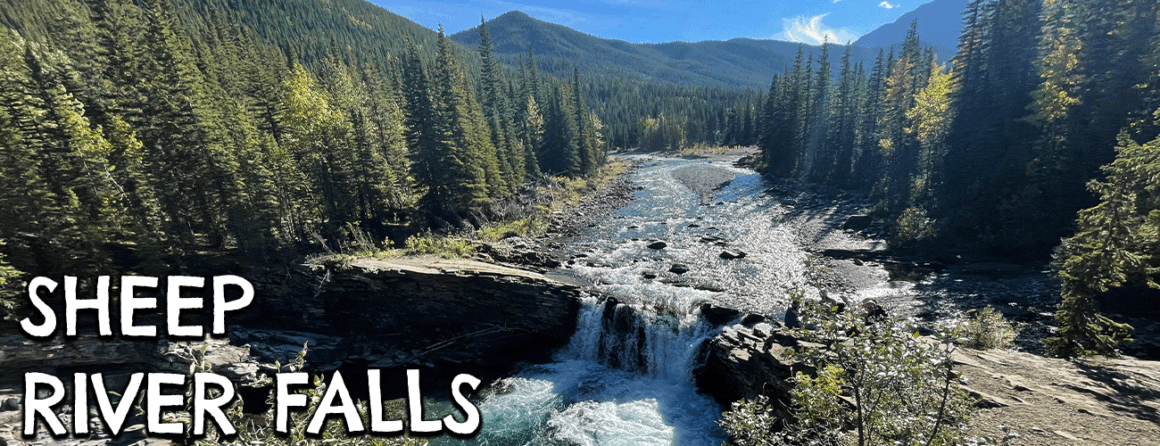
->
xmin=429 ymin=26 xmax=493 ymax=214
xmin=540 ymin=84 xmax=580 ymax=174
xmin=477 ymin=17 xmax=521 ymax=194
xmin=521 ymin=94 xmax=544 ymax=178
xmin=401 ymin=39 xmax=442 ymax=211
xmin=572 ymin=68 xmax=598 ymax=176
xmin=0 ymin=30 xmax=58 ymax=270
xmin=1047 ymin=131 xmax=1159 ymax=357
xmin=806 ymin=41 xmax=832 ymax=182
xmin=827 ymin=44 xmax=860 ymax=185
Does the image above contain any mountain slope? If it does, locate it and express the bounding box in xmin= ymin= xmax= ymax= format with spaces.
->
xmin=171 ymin=0 xmax=475 ymax=68
xmin=449 ymin=11 xmax=774 ymax=87
xmin=453 ymin=11 xmax=832 ymax=88
xmin=854 ymin=0 xmax=969 ymax=51
xmin=452 ymin=11 xmax=954 ymax=90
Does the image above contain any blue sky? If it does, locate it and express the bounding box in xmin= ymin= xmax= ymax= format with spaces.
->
xmin=369 ymin=0 xmax=920 ymax=44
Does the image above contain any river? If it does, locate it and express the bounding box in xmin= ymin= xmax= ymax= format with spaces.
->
xmin=431 ymin=153 xmax=1056 ymax=445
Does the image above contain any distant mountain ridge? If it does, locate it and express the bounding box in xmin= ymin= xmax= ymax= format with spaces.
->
xmin=854 ymin=0 xmax=968 ymax=52
xmin=451 ymin=10 xmax=956 ymax=89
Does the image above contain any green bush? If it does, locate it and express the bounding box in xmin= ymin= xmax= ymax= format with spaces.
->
xmin=958 ymin=306 xmax=1019 ymax=350
xmin=477 ymin=217 xmax=547 ymax=241
xmin=891 ymin=206 xmax=936 ymax=248
xmin=719 ymin=395 xmax=783 ymax=446
xmin=404 ymin=230 xmax=474 ymax=258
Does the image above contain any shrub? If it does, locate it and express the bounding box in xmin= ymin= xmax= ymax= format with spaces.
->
xmin=404 ymin=230 xmax=474 ymax=258
xmin=719 ymin=302 xmax=970 ymax=446
xmin=477 ymin=217 xmax=547 ymax=241
xmin=719 ymin=395 xmax=782 ymax=446
xmin=958 ymin=306 xmax=1019 ymax=350
xmin=891 ymin=206 xmax=936 ymax=248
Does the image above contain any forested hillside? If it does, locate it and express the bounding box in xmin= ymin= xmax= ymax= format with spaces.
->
xmin=0 ymin=0 xmax=618 ymax=284
xmin=168 ymin=2 xmax=762 ymax=157
xmin=752 ymin=0 xmax=1160 ymax=356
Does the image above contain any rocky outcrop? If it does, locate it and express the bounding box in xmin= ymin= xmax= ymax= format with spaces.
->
xmin=236 ymin=257 xmax=583 ymax=376
xmin=475 ymin=238 xmax=561 ymax=270
xmin=696 ymin=317 xmax=1160 ymax=444
xmin=953 ymin=347 xmax=1160 ymax=444
xmin=694 ymin=321 xmax=817 ymax=413
xmin=0 ymin=256 xmax=583 ymax=390
xmin=0 ymin=336 xmax=261 ymax=386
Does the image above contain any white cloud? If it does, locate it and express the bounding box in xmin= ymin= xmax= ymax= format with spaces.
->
xmin=778 ymin=13 xmax=859 ymax=45
xmin=878 ymin=1 xmax=898 ymax=8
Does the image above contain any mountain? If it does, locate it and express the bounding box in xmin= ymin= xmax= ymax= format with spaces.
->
xmin=854 ymin=0 xmax=969 ymax=52
xmin=449 ymin=11 xmax=784 ymax=88
xmin=452 ymin=11 xmax=956 ymax=90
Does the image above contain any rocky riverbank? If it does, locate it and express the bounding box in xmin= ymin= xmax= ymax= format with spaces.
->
xmin=692 ymin=316 xmax=1160 ymax=445
xmin=475 ymin=158 xmax=642 ymax=271
xmin=0 ymin=257 xmax=587 ymax=446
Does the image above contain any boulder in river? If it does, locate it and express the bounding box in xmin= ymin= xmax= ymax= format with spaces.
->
xmin=647 ymin=241 xmax=668 ymax=249
xmin=699 ymin=235 xmax=725 ymax=244
xmin=669 ymin=263 xmax=690 ymax=275
xmin=841 ymin=214 xmax=875 ymax=231
xmin=700 ymin=304 xmax=741 ymax=325
xmin=719 ymin=249 xmax=747 ymax=260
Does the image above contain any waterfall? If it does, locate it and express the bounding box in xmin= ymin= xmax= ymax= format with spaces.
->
xmin=431 ymin=157 xmax=820 ymax=446
xmin=563 ymin=297 xmax=720 ymax=384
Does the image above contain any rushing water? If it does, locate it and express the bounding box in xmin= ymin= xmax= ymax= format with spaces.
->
xmin=433 ymin=156 xmax=885 ymax=446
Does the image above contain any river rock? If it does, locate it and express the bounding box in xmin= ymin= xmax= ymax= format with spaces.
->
xmin=647 ymin=241 xmax=668 ymax=249
xmin=719 ymin=249 xmax=747 ymax=260
xmin=700 ymin=304 xmax=741 ymax=325
xmin=1 ymin=397 xmax=18 ymax=412
xmin=841 ymin=214 xmax=875 ymax=231
xmin=669 ymin=263 xmax=690 ymax=275
xmin=740 ymin=313 xmax=766 ymax=326
xmin=699 ymin=235 xmax=725 ymax=243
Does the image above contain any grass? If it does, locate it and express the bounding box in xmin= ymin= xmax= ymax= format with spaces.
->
xmin=679 ymin=144 xmax=749 ymax=157
xmin=477 ymin=216 xmax=548 ymax=242
xmin=403 ymin=231 xmax=474 ymax=258
xmin=315 ymin=159 xmax=632 ymax=263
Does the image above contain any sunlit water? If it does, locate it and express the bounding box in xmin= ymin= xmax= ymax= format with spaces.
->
xmin=433 ymin=156 xmax=906 ymax=446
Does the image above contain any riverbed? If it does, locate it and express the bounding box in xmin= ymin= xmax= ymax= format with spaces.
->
xmin=434 ymin=153 xmax=1062 ymax=446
